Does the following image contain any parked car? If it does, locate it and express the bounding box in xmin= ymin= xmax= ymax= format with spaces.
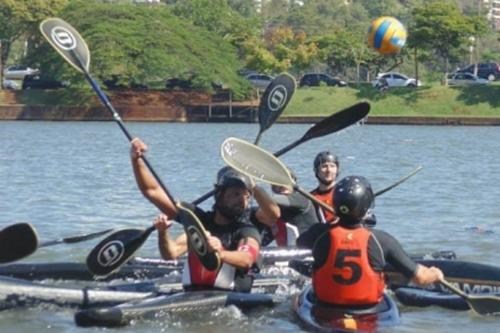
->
xmin=2 ymin=79 xmax=20 ymax=90
xmin=457 ymin=62 xmax=500 ymax=81
xmin=372 ymin=72 xmax=421 ymax=89
xmin=447 ymin=72 xmax=490 ymax=86
xmin=299 ymin=73 xmax=347 ymax=87
xmin=22 ymin=75 xmax=66 ymax=90
xmin=3 ymin=65 xmax=40 ymax=80
xmin=245 ymin=73 xmax=274 ymax=90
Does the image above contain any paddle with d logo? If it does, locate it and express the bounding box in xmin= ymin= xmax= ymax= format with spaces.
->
xmin=40 ymin=18 xmax=219 ymax=277
xmin=254 ymin=73 xmax=296 ymax=145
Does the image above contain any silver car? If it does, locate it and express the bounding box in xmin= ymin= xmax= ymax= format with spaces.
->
xmin=3 ymin=65 xmax=40 ymax=80
xmin=245 ymin=73 xmax=274 ymax=90
xmin=448 ymin=72 xmax=490 ymax=86
xmin=372 ymin=72 xmax=421 ymax=88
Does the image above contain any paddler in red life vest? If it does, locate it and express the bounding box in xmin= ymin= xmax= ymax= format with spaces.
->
xmin=297 ymin=175 xmax=444 ymax=306
xmin=130 ymin=138 xmax=280 ymax=292
xmin=310 ymin=151 xmax=340 ymax=224
xmin=254 ymin=169 xmax=320 ymax=247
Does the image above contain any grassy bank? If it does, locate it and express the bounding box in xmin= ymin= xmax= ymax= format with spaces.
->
xmin=2 ymin=83 xmax=500 ymax=118
xmin=285 ymin=83 xmax=500 ymax=117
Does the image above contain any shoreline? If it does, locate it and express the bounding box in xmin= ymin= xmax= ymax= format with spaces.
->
xmin=1 ymin=105 xmax=500 ymax=125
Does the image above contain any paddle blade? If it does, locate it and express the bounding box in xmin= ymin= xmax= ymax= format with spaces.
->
xmin=221 ymin=137 xmax=294 ymax=187
xmin=258 ymin=73 xmax=296 ymax=133
xmin=0 ymin=223 xmax=38 ymax=263
xmin=86 ymin=227 xmax=155 ymax=277
xmin=441 ymin=279 xmax=500 ymax=316
xmin=39 ymin=18 xmax=90 ymax=73
xmin=177 ymin=203 xmax=220 ymax=271
xmin=302 ymin=101 xmax=370 ymax=142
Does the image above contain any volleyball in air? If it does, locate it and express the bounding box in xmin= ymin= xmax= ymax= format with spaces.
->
xmin=367 ymin=16 xmax=407 ymax=55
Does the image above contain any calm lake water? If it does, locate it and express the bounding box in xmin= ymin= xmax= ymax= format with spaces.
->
xmin=0 ymin=121 xmax=499 ymax=333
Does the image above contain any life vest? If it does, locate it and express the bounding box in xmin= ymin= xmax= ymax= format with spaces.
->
xmin=310 ymin=188 xmax=336 ymax=223
xmin=312 ymin=226 xmax=385 ymax=305
xmin=182 ymin=250 xmax=236 ymax=290
xmin=271 ymin=218 xmax=299 ymax=246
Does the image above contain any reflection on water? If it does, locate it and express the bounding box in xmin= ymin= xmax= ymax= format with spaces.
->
xmin=0 ymin=121 xmax=499 ymax=333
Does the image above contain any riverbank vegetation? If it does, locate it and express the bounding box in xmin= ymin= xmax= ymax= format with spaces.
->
xmin=1 ymin=0 xmax=499 ymax=100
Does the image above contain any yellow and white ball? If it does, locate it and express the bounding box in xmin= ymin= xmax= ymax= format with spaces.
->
xmin=367 ymin=16 xmax=407 ymax=55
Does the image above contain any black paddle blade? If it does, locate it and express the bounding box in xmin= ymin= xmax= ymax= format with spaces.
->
xmin=302 ymin=101 xmax=370 ymax=142
xmin=177 ymin=202 xmax=220 ymax=271
xmin=39 ymin=18 xmax=90 ymax=73
xmin=0 ymin=223 xmax=38 ymax=263
xmin=256 ymin=73 xmax=296 ymax=138
xmin=467 ymin=295 xmax=500 ymax=316
xmin=86 ymin=227 xmax=155 ymax=277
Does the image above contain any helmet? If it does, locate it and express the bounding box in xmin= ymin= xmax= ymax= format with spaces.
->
xmin=333 ymin=176 xmax=374 ymax=225
xmin=215 ymin=166 xmax=252 ymax=191
xmin=313 ymin=151 xmax=339 ymax=179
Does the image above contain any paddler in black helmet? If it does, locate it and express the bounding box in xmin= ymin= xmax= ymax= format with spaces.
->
xmin=130 ymin=139 xmax=280 ymax=292
xmin=297 ymin=175 xmax=443 ymax=306
xmin=254 ymin=168 xmax=320 ymax=247
xmin=310 ymin=151 xmax=340 ymax=223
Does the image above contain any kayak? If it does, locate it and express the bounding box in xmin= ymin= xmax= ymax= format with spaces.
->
xmin=0 ymin=274 xmax=293 ymax=310
xmin=386 ymin=259 xmax=500 ymax=293
xmin=75 ymin=289 xmax=286 ymax=327
xmin=395 ymin=287 xmax=471 ymax=311
xmin=293 ymin=285 xmax=400 ymax=333
xmin=0 ymin=249 xmax=455 ymax=282
xmin=290 ymin=258 xmax=500 ymax=294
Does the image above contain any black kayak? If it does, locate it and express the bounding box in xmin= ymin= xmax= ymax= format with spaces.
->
xmin=0 ymin=249 xmax=455 ymax=282
xmin=293 ymin=285 xmax=400 ymax=333
xmin=75 ymin=289 xmax=286 ymax=327
xmin=395 ymin=287 xmax=500 ymax=311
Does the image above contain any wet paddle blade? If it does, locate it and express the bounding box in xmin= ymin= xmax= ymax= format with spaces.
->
xmin=440 ymin=279 xmax=500 ymax=316
xmin=255 ymin=73 xmax=296 ymax=144
xmin=221 ymin=137 xmax=294 ymax=187
xmin=86 ymin=227 xmax=155 ymax=277
xmin=39 ymin=18 xmax=90 ymax=73
xmin=0 ymin=223 xmax=38 ymax=263
xmin=274 ymin=101 xmax=370 ymax=157
xmin=177 ymin=202 xmax=220 ymax=271
xmin=40 ymin=228 xmax=114 ymax=247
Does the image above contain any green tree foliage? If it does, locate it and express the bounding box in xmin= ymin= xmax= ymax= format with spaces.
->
xmin=409 ymin=1 xmax=488 ymax=73
xmin=30 ymin=1 xmax=250 ymax=96
xmin=0 ymin=0 xmax=68 ymax=84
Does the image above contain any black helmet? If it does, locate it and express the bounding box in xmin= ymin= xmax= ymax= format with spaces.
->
xmin=334 ymin=176 xmax=374 ymax=225
xmin=215 ymin=166 xmax=252 ymax=191
xmin=313 ymin=151 xmax=339 ymax=178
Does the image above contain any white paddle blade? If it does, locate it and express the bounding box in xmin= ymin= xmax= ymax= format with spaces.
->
xmin=39 ymin=17 xmax=90 ymax=73
xmin=220 ymin=137 xmax=294 ymax=187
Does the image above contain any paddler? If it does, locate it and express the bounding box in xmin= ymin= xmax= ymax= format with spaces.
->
xmin=310 ymin=151 xmax=376 ymax=226
xmin=130 ymin=139 xmax=280 ymax=292
xmin=297 ymin=175 xmax=444 ymax=306
xmin=254 ymin=169 xmax=319 ymax=247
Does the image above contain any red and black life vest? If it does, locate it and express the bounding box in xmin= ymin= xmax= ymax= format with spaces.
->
xmin=310 ymin=187 xmax=336 ymax=223
xmin=312 ymin=226 xmax=385 ymax=305
xmin=182 ymin=250 xmax=235 ymax=290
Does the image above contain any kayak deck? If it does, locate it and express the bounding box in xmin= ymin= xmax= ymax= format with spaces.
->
xmin=293 ymin=285 xmax=400 ymax=333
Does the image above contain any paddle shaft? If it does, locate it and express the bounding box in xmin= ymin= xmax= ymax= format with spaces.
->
xmin=39 ymin=228 xmax=114 ymax=247
xmin=374 ymin=166 xmax=422 ymax=197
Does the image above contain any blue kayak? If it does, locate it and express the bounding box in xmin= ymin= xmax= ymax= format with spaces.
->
xmin=293 ymin=285 xmax=400 ymax=332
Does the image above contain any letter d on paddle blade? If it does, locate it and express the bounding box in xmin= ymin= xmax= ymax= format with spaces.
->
xmin=86 ymin=227 xmax=155 ymax=277
xmin=40 ymin=18 xmax=90 ymax=73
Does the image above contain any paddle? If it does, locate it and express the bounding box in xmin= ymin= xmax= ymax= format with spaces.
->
xmin=39 ymin=228 xmax=114 ymax=247
xmin=86 ymin=202 xmax=220 ymax=277
xmin=221 ymin=137 xmax=335 ymax=213
xmin=191 ymin=102 xmax=370 ymax=205
xmin=0 ymin=223 xmax=38 ymax=264
xmin=254 ymin=73 xmax=296 ymax=145
xmin=440 ymin=278 xmax=500 ymax=316
xmin=374 ymin=166 xmax=423 ymax=196
xmin=39 ymin=18 xmax=219 ymax=276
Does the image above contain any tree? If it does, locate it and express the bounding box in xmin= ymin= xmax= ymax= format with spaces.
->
xmin=409 ymin=1 xmax=488 ymax=81
xmin=28 ymin=1 xmax=251 ymax=97
xmin=0 ymin=0 xmax=68 ymax=88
